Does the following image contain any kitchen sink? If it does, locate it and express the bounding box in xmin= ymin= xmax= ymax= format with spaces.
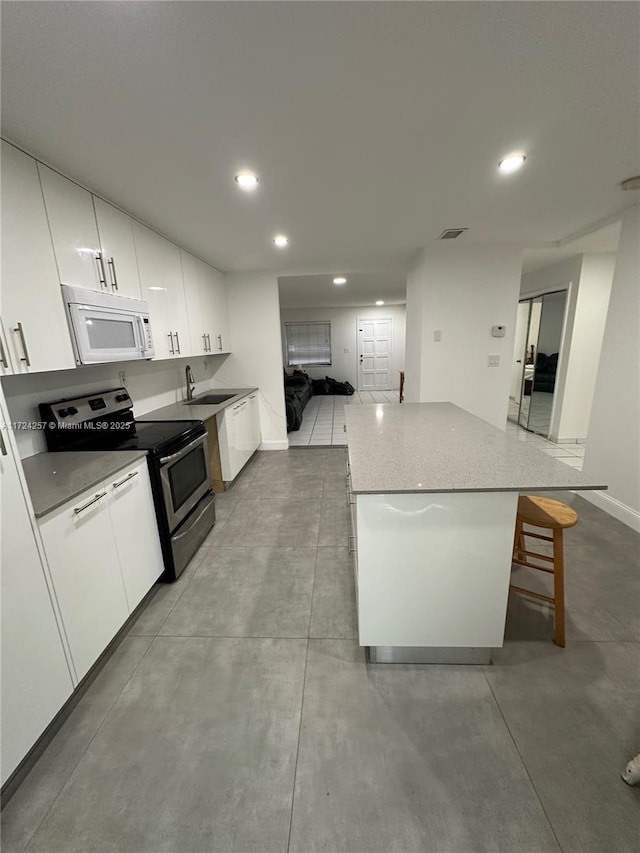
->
xmin=185 ymin=393 xmax=236 ymax=405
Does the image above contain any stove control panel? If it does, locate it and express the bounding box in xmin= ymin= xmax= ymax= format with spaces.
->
xmin=40 ymin=387 xmax=134 ymax=430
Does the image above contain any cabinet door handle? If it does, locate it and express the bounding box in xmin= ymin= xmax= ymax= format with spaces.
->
xmin=0 ymin=429 xmax=7 ymax=457
xmin=206 ymin=333 xmax=212 ymax=352
xmin=113 ymin=470 xmax=138 ymax=488
xmin=13 ymin=322 xmax=31 ymax=366
xmin=217 ymin=334 xmax=223 ymax=351
xmin=167 ymin=332 xmax=175 ymax=355
xmin=174 ymin=331 xmax=181 ymax=354
xmin=107 ymin=257 xmax=118 ymax=291
xmin=0 ymin=335 xmax=9 ymax=369
xmin=74 ymin=491 xmax=107 ymax=515
xmin=95 ymin=252 xmax=107 ymax=289
xmin=202 ymin=333 xmax=208 ymax=352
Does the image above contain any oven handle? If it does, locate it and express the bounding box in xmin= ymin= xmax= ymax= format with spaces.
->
xmin=159 ymin=433 xmax=206 ymax=466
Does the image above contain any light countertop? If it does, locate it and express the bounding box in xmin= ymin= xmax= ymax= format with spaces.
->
xmin=345 ymin=402 xmax=607 ymax=495
xmin=141 ymin=388 xmax=258 ymax=423
xmin=22 ymin=450 xmax=148 ymax=518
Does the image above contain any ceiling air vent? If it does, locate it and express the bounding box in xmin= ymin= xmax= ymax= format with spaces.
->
xmin=440 ymin=228 xmax=468 ymax=239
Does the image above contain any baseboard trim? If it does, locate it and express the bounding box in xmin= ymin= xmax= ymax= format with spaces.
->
xmin=575 ymin=489 xmax=640 ymax=532
xmin=259 ymin=440 xmax=289 ymax=451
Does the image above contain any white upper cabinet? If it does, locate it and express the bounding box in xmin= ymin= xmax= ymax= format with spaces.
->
xmin=210 ymin=266 xmax=230 ymax=354
xmin=181 ymin=250 xmax=230 ymax=356
xmin=1 ymin=393 xmax=74 ymax=784
xmin=133 ymin=222 xmax=190 ymax=359
xmin=181 ymin=250 xmax=206 ymax=354
xmin=37 ymin=163 xmax=105 ymax=292
xmin=0 ymin=143 xmax=76 ymax=374
xmin=93 ymin=198 xmax=142 ymax=300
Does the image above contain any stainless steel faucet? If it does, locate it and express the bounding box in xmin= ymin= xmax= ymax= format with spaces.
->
xmin=185 ymin=364 xmax=196 ymax=402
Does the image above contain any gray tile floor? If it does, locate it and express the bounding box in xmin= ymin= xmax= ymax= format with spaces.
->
xmin=3 ymin=449 xmax=639 ymax=852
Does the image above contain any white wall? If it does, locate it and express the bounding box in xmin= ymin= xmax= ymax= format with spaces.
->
xmin=404 ymin=264 xmax=424 ymax=400
xmin=213 ymin=272 xmax=288 ymax=450
xmin=520 ymin=256 xmax=582 ymax=299
xmin=404 ymin=245 xmax=523 ymax=428
xmin=279 ymin=304 xmax=406 ymax=390
xmin=581 ymin=206 xmax=640 ymax=530
xmin=555 ymin=253 xmax=615 ymax=442
xmin=2 ymin=353 xmax=222 ymax=458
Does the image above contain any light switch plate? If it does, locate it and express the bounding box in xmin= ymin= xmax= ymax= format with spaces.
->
xmin=433 ymin=330 xmax=442 ymax=342
xmin=344 ymin=347 xmax=351 ymax=353
xmin=488 ymin=354 xmax=500 ymax=367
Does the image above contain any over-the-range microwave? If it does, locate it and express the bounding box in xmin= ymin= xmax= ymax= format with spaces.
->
xmin=62 ymin=284 xmax=155 ymax=365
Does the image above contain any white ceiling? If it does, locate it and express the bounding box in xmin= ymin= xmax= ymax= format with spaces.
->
xmin=2 ymin=2 xmax=638 ymax=278
xmin=278 ymin=272 xmax=406 ymax=309
xmin=521 ymin=221 xmax=623 ymax=275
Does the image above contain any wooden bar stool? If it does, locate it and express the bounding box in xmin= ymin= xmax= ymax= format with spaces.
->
xmin=511 ymin=495 xmax=578 ymax=647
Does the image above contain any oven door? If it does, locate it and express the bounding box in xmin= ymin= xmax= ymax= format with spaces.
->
xmin=159 ymin=434 xmax=211 ymax=531
xmin=68 ymin=303 xmax=146 ymax=364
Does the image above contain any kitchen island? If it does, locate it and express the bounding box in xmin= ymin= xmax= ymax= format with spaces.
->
xmin=345 ymin=402 xmax=606 ymax=664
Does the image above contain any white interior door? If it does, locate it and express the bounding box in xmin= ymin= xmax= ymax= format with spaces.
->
xmin=357 ymin=318 xmax=392 ymax=391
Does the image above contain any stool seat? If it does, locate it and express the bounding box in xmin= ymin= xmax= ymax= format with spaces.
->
xmin=517 ymin=495 xmax=578 ymax=531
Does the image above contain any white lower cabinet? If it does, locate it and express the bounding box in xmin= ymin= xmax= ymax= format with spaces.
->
xmin=217 ymin=395 xmax=261 ymax=481
xmin=38 ymin=483 xmax=129 ymax=681
xmin=38 ymin=459 xmax=163 ymax=681
xmin=1 ymin=402 xmax=74 ymax=784
xmin=106 ymin=460 xmax=164 ymax=611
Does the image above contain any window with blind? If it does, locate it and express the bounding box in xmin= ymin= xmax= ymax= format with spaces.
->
xmin=285 ymin=322 xmax=332 ymax=367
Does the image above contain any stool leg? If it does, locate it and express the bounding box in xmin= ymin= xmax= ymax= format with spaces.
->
xmin=553 ymin=528 xmax=566 ymax=648
xmin=513 ymin=519 xmax=524 ymax=557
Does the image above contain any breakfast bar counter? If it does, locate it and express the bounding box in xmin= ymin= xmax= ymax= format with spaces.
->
xmin=345 ymin=402 xmax=605 ymax=663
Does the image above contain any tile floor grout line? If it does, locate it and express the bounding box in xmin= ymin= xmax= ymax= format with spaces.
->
xmin=19 ymin=635 xmax=159 ymax=850
xmin=285 ymin=636 xmax=310 ymax=853
xmin=482 ymin=671 xmax=567 ymax=853
xmin=284 ymin=460 xmax=326 ymax=851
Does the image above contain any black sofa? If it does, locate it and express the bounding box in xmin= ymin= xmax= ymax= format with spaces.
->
xmin=284 ymin=370 xmax=313 ymax=432
xmin=533 ymin=352 xmax=559 ymax=393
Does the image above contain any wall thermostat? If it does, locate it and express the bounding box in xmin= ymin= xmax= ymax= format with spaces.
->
xmin=491 ymin=325 xmax=506 ymax=337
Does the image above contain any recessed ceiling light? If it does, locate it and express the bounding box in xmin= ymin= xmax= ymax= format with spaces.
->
xmin=234 ymin=172 xmax=259 ymax=191
xmin=273 ymin=234 xmax=289 ymax=248
xmin=498 ymin=153 xmax=526 ymax=174
xmin=333 ymin=277 xmax=347 ymax=285
xmin=375 ymin=300 xmax=385 ymax=306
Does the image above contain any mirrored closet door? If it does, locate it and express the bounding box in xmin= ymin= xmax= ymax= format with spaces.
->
xmin=509 ymin=290 xmax=567 ymax=437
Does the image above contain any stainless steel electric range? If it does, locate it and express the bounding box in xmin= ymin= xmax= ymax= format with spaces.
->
xmin=39 ymin=387 xmax=215 ymax=581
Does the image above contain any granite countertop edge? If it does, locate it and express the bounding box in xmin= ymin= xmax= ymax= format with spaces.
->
xmin=23 ymin=449 xmax=149 ymax=519
xmin=141 ymin=388 xmax=258 ymax=422
xmin=350 ymin=482 xmax=608 ymax=495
